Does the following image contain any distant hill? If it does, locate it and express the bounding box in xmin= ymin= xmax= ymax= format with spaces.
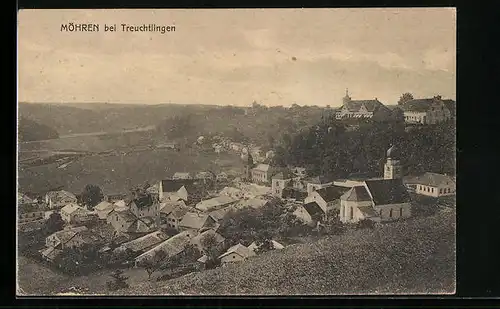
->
xmin=18 ymin=117 xmax=59 ymax=142
xmin=18 ymin=103 xmax=328 ymax=146
xmin=18 ymin=103 xmax=204 ymax=135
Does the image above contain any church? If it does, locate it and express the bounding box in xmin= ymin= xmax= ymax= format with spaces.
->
xmin=339 ymin=144 xmax=412 ymax=224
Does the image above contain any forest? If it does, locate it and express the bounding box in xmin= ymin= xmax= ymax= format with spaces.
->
xmin=271 ymin=117 xmax=456 ymax=178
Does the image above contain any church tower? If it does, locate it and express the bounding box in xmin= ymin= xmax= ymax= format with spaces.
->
xmin=384 ymin=144 xmax=402 ymax=179
xmin=343 ymin=88 xmax=352 ymax=105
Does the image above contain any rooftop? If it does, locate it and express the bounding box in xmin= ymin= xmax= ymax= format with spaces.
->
xmin=340 ymin=186 xmax=372 ymax=202
xmin=364 ymin=179 xmax=411 ymax=206
xmin=314 ymin=186 xmax=350 ymax=202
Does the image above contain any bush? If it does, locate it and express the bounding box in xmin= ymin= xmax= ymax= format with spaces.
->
xmin=356 ymin=219 xmax=376 ymax=230
xmin=106 ymin=269 xmax=129 ymax=291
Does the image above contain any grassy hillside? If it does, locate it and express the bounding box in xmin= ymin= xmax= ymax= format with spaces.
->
xmin=115 ymin=210 xmax=455 ymax=295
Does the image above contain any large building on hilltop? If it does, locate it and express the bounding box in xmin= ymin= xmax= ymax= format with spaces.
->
xmin=401 ymin=95 xmax=455 ymax=125
xmin=335 ymin=89 xmax=392 ymax=121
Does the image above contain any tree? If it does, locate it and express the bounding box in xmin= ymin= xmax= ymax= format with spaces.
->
xmin=81 ymin=184 xmax=104 ymax=210
xmin=45 ymin=212 xmax=65 ymax=234
xmin=397 ymin=93 xmax=414 ymax=105
xmin=106 ymin=269 xmax=129 ymax=291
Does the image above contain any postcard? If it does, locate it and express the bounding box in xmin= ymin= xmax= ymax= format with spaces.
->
xmin=17 ymin=8 xmax=456 ymax=296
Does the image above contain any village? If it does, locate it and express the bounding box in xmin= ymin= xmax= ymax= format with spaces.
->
xmin=17 ymin=92 xmax=456 ymax=293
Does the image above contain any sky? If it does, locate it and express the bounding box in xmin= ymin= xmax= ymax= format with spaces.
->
xmin=18 ymin=8 xmax=456 ymax=107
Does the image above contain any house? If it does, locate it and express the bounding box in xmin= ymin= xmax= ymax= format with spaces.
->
xmin=305 ymin=176 xmax=334 ymax=194
xmin=44 ymin=226 xmax=89 ymax=250
xmin=234 ymin=197 xmax=268 ymax=210
xmin=248 ymin=240 xmax=285 ymax=253
xmin=304 ymin=185 xmax=349 ymax=213
xmin=405 ymin=172 xmax=456 ymax=197
xmin=105 ymin=193 xmax=128 ymax=203
xmin=158 ymin=179 xmax=195 ymax=202
xmin=172 ymin=172 xmax=192 ymax=180
xmin=271 ymin=170 xmax=300 ymax=198
xmin=190 ymin=229 xmax=225 ymax=253
xmin=251 ymin=164 xmax=276 ymax=184
xmin=129 ymin=194 xmax=159 ymax=219
xmin=219 ymin=187 xmax=244 ymax=199
xmin=159 ymin=200 xmax=190 ymax=230
xmin=60 ymin=203 xmax=90 ymax=224
xmin=335 ymin=89 xmax=392 ymax=121
xmin=293 ymin=201 xmax=327 ymax=227
xmin=194 ymin=171 xmax=215 ymax=182
xmin=45 ymin=190 xmax=77 ymax=209
xmin=195 ymin=196 xmax=238 ymax=212
xmin=216 ymin=172 xmax=229 ymax=182
xmin=178 ymin=212 xmax=217 ymax=234
xmin=94 ymin=201 xmax=115 ymax=219
xmin=208 ymin=205 xmax=236 ymax=223
xmin=113 ymin=231 xmax=168 ymax=256
xmin=107 ymin=210 xmax=139 ymax=234
xmin=339 ymin=179 xmax=412 ymax=223
xmin=218 ymin=243 xmax=256 ymax=264
xmin=134 ymin=231 xmax=194 ymax=267
xmin=401 ymin=96 xmax=454 ymax=125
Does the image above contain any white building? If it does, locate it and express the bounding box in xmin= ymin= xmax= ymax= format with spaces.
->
xmin=405 ymin=172 xmax=456 ymax=197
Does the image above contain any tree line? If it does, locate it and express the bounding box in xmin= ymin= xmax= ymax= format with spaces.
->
xmin=271 ymin=117 xmax=456 ymax=178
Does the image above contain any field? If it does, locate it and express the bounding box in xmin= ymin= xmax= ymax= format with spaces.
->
xmin=18 ymin=208 xmax=455 ymax=295
xmin=18 ymin=146 xmax=244 ymax=195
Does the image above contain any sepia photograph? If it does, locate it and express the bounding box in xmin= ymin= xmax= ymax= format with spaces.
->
xmin=17 ymin=8 xmax=456 ymax=296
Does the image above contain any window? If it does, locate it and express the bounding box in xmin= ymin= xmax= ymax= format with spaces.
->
xmin=350 ymin=206 xmax=353 ymax=220
xmin=439 ymin=188 xmax=443 ymax=194
xmin=431 ymin=188 xmax=434 ymax=193
xmin=400 ymin=208 xmax=403 ymax=217
xmin=389 ymin=209 xmax=393 ymax=218
xmin=448 ymin=188 xmax=451 ymax=193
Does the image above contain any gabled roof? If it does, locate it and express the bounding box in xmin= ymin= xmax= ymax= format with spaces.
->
xmin=115 ymin=210 xmax=138 ymax=224
xmin=343 ymin=99 xmax=388 ymax=113
xmin=195 ymin=196 xmax=237 ymax=212
xmin=406 ymin=172 xmax=455 ymax=187
xmin=218 ymin=243 xmax=254 ymax=259
xmin=401 ymin=97 xmax=449 ymax=113
xmin=209 ymin=207 xmax=232 ymax=221
xmin=314 ymin=185 xmax=349 ymax=202
xmin=46 ymin=190 xmax=77 ymax=202
xmin=49 ymin=226 xmax=88 ymax=245
xmin=179 ymin=213 xmax=212 ymax=230
xmin=95 ymin=201 xmax=114 ymax=211
xmin=364 ymin=179 xmax=411 ymax=206
xmin=61 ymin=203 xmax=86 ymax=215
xmin=248 ymin=240 xmax=285 ymax=252
xmin=116 ymin=231 xmax=167 ymax=253
xmin=357 ymin=206 xmax=379 ymax=218
xmin=160 ymin=179 xmax=195 ymax=193
xmin=252 ymin=164 xmax=271 ymax=172
xmin=190 ymin=229 xmax=225 ymax=249
xmin=159 ymin=200 xmax=187 ymax=215
xmin=135 ymin=231 xmax=193 ymax=263
xmin=303 ymin=201 xmax=326 ymax=217
xmin=340 ymin=186 xmax=372 ymax=202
